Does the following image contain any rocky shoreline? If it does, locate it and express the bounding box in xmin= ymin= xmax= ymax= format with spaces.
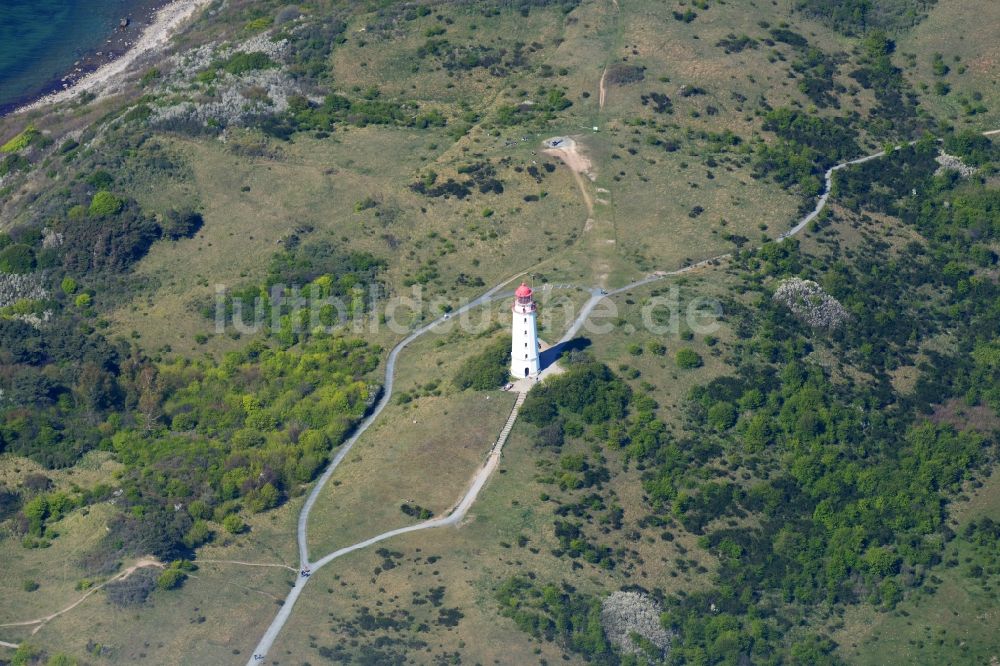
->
xmin=5 ymin=0 xmax=211 ymax=117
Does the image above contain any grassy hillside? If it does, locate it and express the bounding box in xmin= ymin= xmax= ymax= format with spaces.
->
xmin=0 ymin=0 xmax=998 ymax=663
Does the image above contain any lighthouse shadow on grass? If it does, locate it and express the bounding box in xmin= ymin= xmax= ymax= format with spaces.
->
xmin=539 ymin=337 xmax=591 ymax=373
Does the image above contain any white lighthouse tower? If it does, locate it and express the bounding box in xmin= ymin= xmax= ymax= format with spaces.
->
xmin=511 ymin=282 xmax=540 ymax=378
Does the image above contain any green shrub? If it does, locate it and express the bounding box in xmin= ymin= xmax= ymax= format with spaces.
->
xmin=10 ymin=643 xmax=40 ymax=666
xmin=221 ymin=52 xmax=278 ymax=76
xmin=0 ymin=153 xmax=30 ymax=176
xmin=647 ymin=340 xmax=667 ymax=356
xmin=22 ymin=579 xmax=39 ymax=592
xmin=222 ymin=513 xmax=246 ymax=534
xmin=187 ymin=500 xmax=211 ymax=520
xmin=453 ymin=335 xmax=512 ymax=389
xmin=156 ymin=567 xmax=187 ymax=590
xmin=183 ymin=519 xmax=212 ymax=548
xmin=707 ymin=401 xmax=737 ymax=430
xmin=0 ymin=244 xmax=36 ymax=273
xmin=675 ymin=348 xmax=703 ymax=369
xmin=245 ymin=482 xmax=280 ymax=513
xmin=3 ymin=299 xmax=45 ymax=316
xmin=139 ymin=68 xmax=161 ymax=87
xmin=244 ymin=16 xmax=272 ymax=32
xmin=172 ymin=559 xmax=198 ymax=572
xmin=943 ymin=129 xmax=999 ymax=166
xmin=88 ymin=191 xmax=124 ymax=216
xmin=520 ymin=356 xmax=631 ymax=426
xmin=60 ymin=277 xmax=78 ymax=295
xmin=414 ymin=109 xmax=447 ymax=128
xmin=88 ymin=170 xmax=114 ymax=190
xmin=1 ymin=125 xmax=38 ymax=153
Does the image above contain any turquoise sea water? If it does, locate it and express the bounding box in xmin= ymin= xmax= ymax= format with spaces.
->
xmin=0 ymin=0 xmax=147 ymax=113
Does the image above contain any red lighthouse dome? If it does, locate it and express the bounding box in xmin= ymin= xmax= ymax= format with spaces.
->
xmin=515 ymin=282 xmax=533 ymax=298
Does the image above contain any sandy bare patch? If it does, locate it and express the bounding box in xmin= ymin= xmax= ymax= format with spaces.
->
xmin=543 ymin=136 xmax=596 ymax=213
xmin=543 ymin=136 xmax=593 ymax=176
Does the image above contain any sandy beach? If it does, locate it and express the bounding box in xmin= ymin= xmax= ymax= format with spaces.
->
xmin=12 ymin=0 xmax=212 ymax=115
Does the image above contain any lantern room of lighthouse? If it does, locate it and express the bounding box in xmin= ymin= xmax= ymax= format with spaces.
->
xmin=511 ymin=282 xmax=540 ymax=378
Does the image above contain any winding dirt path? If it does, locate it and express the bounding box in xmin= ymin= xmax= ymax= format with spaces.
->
xmin=598 ymin=0 xmax=620 ymax=110
xmin=247 ymin=383 xmax=533 ymax=663
xmin=599 ymin=66 xmax=608 ymax=110
xmin=0 ymin=558 xmax=163 ymax=636
xmin=197 ymin=559 xmax=297 ymax=572
xmin=0 ymin=556 xmax=301 ymax=648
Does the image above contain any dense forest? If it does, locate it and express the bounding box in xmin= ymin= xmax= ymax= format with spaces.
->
xmin=3 ymin=318 xmax=381 ymax=564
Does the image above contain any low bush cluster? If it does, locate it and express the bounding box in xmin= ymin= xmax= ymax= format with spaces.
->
xmin=104 ymin=567 xmax=160 ymax=608
xmin=453 ymin=336 xmax=511 ymax=390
